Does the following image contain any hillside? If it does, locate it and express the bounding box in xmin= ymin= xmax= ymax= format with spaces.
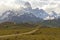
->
xmin=0 ymin=27 xmax=60 ymax=40
xmin=0 ymin=22 xmax=38 ymax=35
xmin=0 ymin=22 xmax=59 ymax=40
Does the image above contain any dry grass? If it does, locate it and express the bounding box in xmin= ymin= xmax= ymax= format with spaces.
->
xmin=0 ymin=28 xmax=60 ymax=40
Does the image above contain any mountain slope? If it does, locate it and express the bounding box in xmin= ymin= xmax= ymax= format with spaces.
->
xmin=8 ymin=13 xmax=42 ymax=23
xmin=31 ymin=8 xmax=49 ymax=19
xmin=0 ymin=10 xmax=41 ymax=23
xmin=0 ymin=8 xmax=60 ymax=23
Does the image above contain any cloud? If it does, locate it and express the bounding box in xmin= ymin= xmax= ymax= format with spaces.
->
xmin=44 ymin=2 xmax=60 ymax=14
xmin=0 ymin=0 xmax=60 ymax=14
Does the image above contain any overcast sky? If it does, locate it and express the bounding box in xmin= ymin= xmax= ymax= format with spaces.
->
xmin=0 ymin=0 xmax=60 ymax=13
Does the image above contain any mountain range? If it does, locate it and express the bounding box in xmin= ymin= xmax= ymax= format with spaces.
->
xmin=0 ymin=7 xmax=60 ymax=24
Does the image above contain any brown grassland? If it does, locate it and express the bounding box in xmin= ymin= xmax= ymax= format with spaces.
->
xmin=0 ymin=22 xmax=60 ymax=40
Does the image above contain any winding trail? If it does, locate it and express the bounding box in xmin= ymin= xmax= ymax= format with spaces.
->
xmin=0 ymin=25 xmax=40 ymax=38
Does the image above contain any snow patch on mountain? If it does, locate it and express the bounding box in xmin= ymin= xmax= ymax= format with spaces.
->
xmin=0 ymin=2 xmax=60 ymax=23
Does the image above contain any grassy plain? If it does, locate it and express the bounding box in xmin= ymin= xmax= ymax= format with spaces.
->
xmin=0 ymin=22 xmax=60 ymax=40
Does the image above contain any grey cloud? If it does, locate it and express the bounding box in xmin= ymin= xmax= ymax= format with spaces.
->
xmin=24 ymin=2 xmax=32 ymax=8
xmin=54 ymin=0 xmax=60 ymax=1
xmin=15 ymin=0 xmax=25 ymax=4
xmin=50 ymin=2 xmax=57 ymax=5
xmin=40 ymin=0 xmax=49 ymax=1
xmin=15 ymin=0 xmax=32 ymax=8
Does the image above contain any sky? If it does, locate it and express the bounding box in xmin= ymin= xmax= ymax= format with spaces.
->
xmin=0 ymin=0 xmax=60 ymax=14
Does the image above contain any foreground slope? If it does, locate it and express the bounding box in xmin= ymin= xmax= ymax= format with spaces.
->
xmin=0 ymin=27 xmax=60 ymax=40
xmin=0 ymin=22 xmax=60 ymax=40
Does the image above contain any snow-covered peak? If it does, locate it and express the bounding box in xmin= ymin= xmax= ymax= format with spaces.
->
xmin=44 ymin=11 xmax=58 ymax=20
xmin=31 ymin=9 xmax=49 ymax=19
xmin=49 ymin=11 xmax=58 ymax=19
xmin=0 ymin=7 xmax=60 ymax=23
xmin=0 ymin=10 xmax=17 ymax=20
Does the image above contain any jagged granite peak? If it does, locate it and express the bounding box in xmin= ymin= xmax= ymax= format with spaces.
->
xmin=32 ymin=9 xmax=49 ymax=19
xmin=0 ymin=8 xmax=60 ymax=23
xmin=49 ymin=11 xmax=58 ymax=19
xmin=7 ymin=12 xmax=42 ymax=23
